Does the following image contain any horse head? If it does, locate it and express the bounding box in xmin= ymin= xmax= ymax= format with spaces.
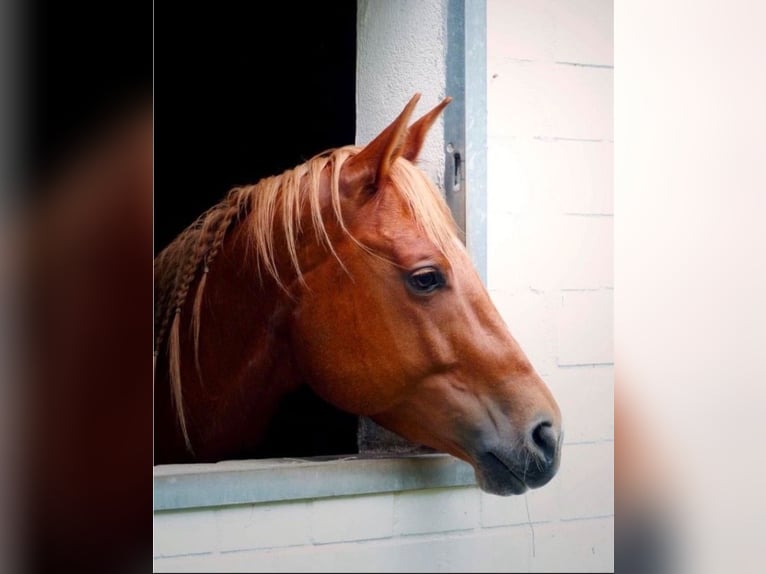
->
xmin=289 ymin=94 xmax=562 ymax=494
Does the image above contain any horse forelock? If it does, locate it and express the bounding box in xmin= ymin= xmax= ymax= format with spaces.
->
xmin=386 ymin=157 xmax=462 ymax=262
xmin=154 ymin=145 xmax=460 ymax=452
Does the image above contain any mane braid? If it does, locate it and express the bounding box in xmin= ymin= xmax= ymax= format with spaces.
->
xmin=154 ymin=145 xmax=460 ymax=453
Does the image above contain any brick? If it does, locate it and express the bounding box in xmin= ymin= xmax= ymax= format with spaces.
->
xmin=551 ymin=0 xmax=614 ymax=66
xmin=487 ymin=138 xmax=612 ymax=217
xmin=547 ymin=365 xmax=614 ymax=443
xmin=545 ymin=141 xmax=613 ymax=215
xmin=525 ymin=479 xmax=562 ymax=524
xmin=487 ymin=138 xmax=559 ymax=216
xmin=480 ymin=490 xmax=532 ymax=527
xmin=558 ymin=216 xmax=613 ymax=289
xmin=487 ymin=212 xmax=557 ymax=291
xmin=485 ymin=211 xmax=521 ymax=291
xmin=557 ymin=442 xmax=614 ymax=520
xmin=394 ymin=486 xmax=479 ymax=535
xmin=216 ymin=500 xmax=311 ymax=552
xmin=556 ymin=290 xmax=613 ymax=365
xmin=490 ymin=63 xmax=612 ymax=141
xmin=530 ymin=517 xmax=614 ymax=573
xmin=311 ymin=493 xmax=394 ymax=544
xmin=445 ymin=528 xmax=532 ymax=572
xmin=487 ymin=0 xmax=554 ymax=63
xmin=489 ymin=62 xmax=551 ymax=139
xmin=154 ymin=546 xmax=335 ymax=573
xmin=488 ymin=0 xmax=613 ymax=68
xmin=217 ymin=547 xmax=337 ymax=573
xmin=153 ymin=554 xmax=218 ymax=573
xmin=321 ymin=528 xmax=531 ymax=573
xmin=545 ymin=65 xmax=613 ymax=140
xmin=486 ymin=137 xmax=528 ymax=216
xmin=488 ymin=214 xmax=612 ymax=292
xmin=153 ymin=509 xmax=217 ymax=557
xmin=319 ymin=537 xmax=456 ymax=573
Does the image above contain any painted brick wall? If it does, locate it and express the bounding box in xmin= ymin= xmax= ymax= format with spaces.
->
xmin=486 ymin=0 xmax=614 ymax=571
xmin=153 ymin=1 xmax=613 ymax=572
xmin=154 ymin=487 xmax=613 ymax=572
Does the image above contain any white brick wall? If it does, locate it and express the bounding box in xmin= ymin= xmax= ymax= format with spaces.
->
xmin=153 ymin=488 xmax=539 ymax=573
xmin=487 ymin=0 xmax=614 ymax=572
xmin=312 ymin=493 xmax=394 ymax=543
xmin=153 ymin=509 xmax=217 ymax=558
xmin=153 ymin=480 xmax=613 ymax=572
xmin=217 ymin=500 xmax=312 ymax=551
xmin=394 ymin=487 xmax=479 ymax=535
xmin=153 ymin=520 xmax=538 ymax=573
xmin=531 ymin=517 xmax=614 ymax=573
xmin=154 ymin=1 xmax=613 ymax=571
xmin=557 ymin=289 xmax=614 ymax=364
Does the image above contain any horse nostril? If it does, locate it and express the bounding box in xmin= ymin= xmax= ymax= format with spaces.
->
xmin=531 ymin=420 xmax=558 ymax=462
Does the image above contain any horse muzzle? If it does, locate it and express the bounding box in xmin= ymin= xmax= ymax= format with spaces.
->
xmin=474 ymin=419 xmax=563 ymax=496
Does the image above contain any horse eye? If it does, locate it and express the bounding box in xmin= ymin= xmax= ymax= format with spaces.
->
xmin=407 ymin=267 xmax=446 ymax=294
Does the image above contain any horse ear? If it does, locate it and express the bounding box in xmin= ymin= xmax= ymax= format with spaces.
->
xmin=402 ymin=96 xmax=452 ymax=162
xmin=342 ymin=93 xmax=422 ymax=197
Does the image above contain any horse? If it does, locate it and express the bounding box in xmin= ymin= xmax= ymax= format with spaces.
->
xmin=153 ymin=93 xmax=562 ymax=495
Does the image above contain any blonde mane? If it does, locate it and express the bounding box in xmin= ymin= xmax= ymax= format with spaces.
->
xmin=154 ymin=145 xmax=461 ymax=451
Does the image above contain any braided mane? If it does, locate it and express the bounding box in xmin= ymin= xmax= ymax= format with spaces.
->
xmin=154 ymin=145 xmax=459 ymax=451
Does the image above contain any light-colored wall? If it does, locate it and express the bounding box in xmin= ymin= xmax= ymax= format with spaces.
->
xmin=486 ymin=0 xmax=614 ymax=570
xmin=153 ymin=486 xmax=613 ymax=572
xmin=356 ymin=0 xmax=448 ymax=192
xmin=153 ymin=1 xmax=614 ymax=571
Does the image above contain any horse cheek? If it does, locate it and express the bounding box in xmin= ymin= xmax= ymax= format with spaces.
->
xmin=289 ymin=294 xmax=361 ymax=414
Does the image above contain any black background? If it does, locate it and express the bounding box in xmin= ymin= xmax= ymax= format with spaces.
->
xmin=152 ymin=1 xmax=357 ymax=253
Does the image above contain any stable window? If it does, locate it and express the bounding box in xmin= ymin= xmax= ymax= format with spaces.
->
xmin=155 ymin=0 xmax=487 ymax=498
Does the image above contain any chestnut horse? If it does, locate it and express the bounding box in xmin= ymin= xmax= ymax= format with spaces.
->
xmin=154 ymin=94 xmax=562 ymax=495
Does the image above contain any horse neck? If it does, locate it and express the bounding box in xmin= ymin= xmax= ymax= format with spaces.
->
xmin=157 ymin=223 xmax=306 ymax=462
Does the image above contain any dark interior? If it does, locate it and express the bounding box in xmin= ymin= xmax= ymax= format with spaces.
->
xmin=153 ymin=2 xmax=358 ymax=255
